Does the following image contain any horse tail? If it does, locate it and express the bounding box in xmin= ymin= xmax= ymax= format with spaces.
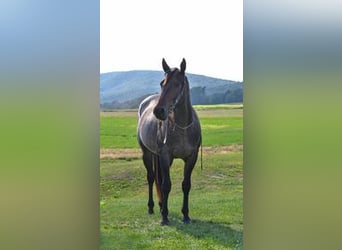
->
xmin=153 ymin=154 xmax=162 ymax=206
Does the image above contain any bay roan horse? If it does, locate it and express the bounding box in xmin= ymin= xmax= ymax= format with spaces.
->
xmin=137 ymin=58 xmax=202 ymax=225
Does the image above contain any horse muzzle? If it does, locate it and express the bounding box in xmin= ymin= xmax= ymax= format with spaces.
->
xmin=153 ymin=106 xmax=168 ymax=120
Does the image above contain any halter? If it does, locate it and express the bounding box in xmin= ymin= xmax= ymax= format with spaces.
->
xmin=161 ymin=70 xmax=185 ymax=113
xmin=167 ymin=76 xmax=195 ymax=130
xmin=168 ymin=83 xmax=184 ymax=114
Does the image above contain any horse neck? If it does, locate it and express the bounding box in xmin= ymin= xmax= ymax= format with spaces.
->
xmin=174 ymin=83 xmax=192 ymax=127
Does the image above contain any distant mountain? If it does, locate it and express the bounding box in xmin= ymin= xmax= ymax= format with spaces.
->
xmin=100 ymin=70 xmax=243 ymax=109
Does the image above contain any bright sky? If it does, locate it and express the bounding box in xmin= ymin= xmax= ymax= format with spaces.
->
xmin=100 ymin=0 xmax=243 ymax=81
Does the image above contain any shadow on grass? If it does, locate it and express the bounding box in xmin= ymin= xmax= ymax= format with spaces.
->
xmin=169 ymin=213 xmax=243 ymax=249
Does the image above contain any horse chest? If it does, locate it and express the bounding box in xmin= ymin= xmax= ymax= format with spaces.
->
xmin=168 ymin=133 xmax=196 ymax=158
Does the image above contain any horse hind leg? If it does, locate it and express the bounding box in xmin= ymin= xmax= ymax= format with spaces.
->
xmin=143 ymin=151 xmax=154 ymax=214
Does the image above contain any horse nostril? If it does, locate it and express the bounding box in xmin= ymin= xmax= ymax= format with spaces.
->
xmin=154 ymin=106 xmax=167 ymax=120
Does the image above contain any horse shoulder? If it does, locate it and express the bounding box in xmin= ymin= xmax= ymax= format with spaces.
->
xmin=138 ymin=94 xmax=160 ymax=117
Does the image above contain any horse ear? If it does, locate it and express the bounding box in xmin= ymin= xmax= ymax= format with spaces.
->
xmin=162 ymin=58 xmax=170 ymax=73
xmin=180 ymin=58 xmax=186 ymax=74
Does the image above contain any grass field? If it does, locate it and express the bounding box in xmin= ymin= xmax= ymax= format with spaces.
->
xmin=100 ymin=105 xmax=243 ymax=249
xmin=100 ymin=106 xmax=243 ymax=149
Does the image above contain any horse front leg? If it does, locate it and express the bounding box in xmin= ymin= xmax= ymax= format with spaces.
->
xmin=182 ymin=151 xmax=198 ymax=223
xmin=159 ymin=152 xmax=172 ymax=225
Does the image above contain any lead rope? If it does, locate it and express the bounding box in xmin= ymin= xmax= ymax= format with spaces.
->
xmin=201 ymin=140 xmax=203 ymax=170
xmin=163 ymin=120 xmax=168 ymax=144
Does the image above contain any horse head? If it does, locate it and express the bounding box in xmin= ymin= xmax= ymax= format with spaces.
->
xmin=153 ymin=58 xmax=187 ymax=120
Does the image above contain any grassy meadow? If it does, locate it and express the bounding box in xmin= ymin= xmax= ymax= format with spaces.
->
xmin=100 ymin=104 xmax=243 ymax=249
xmin=100 ymin=105 xmax=243 ymax=149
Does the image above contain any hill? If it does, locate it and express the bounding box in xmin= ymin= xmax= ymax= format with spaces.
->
xmin=100 ymin=70 xmax=243 ymax=109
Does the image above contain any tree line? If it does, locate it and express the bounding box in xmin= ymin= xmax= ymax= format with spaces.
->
xmin=101 ymin=86 xmax=243 ymax=110
xmin=190 ymin=86 xmax=243 ymax=105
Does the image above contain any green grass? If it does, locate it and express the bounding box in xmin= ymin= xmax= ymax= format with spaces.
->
xmin=100 ymin=107 xmax=243 ymax=149
xmin=100 ymin=116 xmax=138 ymax=148
xmin=201 ymin=117 xmax=242 ymax=146
xmin=101 ymin=153 xmax=243 ymax=250
xmin=100 ymin=106 xmax=243 ymax=249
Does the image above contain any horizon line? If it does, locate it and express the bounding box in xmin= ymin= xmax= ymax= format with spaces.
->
xmin=100 ymin=69 xmax=243 ymax=82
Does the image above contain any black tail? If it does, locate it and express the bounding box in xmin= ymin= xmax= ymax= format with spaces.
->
xmin=152 ymin=154 xmax=159 ymax=184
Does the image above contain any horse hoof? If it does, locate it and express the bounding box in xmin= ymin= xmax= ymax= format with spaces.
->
xmin=160 ymin=219 xmax=170 ymax=226
xmin=148 ymin=209 xmax=154 ymax=215
xmin=183 ymin=217 xmax=191 ymax=224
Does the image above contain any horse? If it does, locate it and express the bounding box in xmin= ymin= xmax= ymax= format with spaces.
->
xmin=137 ymin=58 xmax=202 ymax=225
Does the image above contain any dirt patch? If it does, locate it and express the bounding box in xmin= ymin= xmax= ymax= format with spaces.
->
xmin=100 ymin=145 xmax=243 ymax=159
xmin=100 ymin=148 xmax=141 ymax=159
xmin=202 ymin=144 xmax=243 ymax=155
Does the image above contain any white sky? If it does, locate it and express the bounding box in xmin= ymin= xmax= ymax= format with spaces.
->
xmin=100 ymin=0 xmax=243 ymax=81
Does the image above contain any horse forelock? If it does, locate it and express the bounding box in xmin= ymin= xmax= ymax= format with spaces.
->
xmin=163 ymin=67 xmax=188 ymax=89
xmin=162 ymin=68 xmax=177 ymax=87
xmin=162 ymin=75 xmax=168 ymax=87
